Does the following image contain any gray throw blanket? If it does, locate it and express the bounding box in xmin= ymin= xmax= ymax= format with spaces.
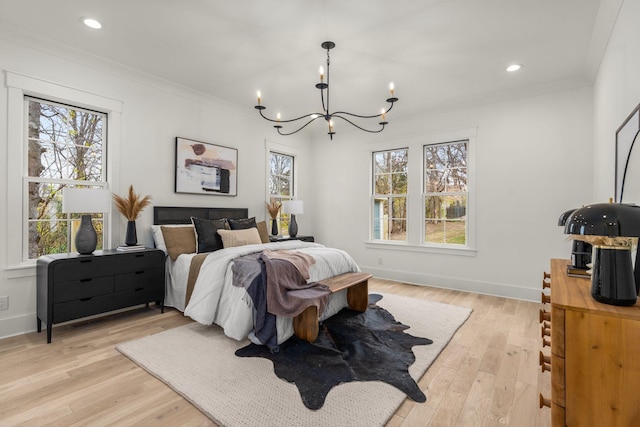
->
xmin=231 ymin=250 xmax=331 ymax=351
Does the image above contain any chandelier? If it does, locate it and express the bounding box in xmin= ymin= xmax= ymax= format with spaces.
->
xmin=255 ymin=41 xmax=399 ymax=140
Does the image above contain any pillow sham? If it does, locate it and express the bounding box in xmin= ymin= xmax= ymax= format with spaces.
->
xmin=191 ymin=216 xmax=228 ymax=253
xmin=255 ymin=220 xmax=270 ymax=244
xmin=228 ymin=217 xmax=257 ymax=230
xmin=217 ymin=228 xmax=262 ymax=248
xmin=160 ymin=225 xmax=196 ymax=261
xmin=151 ymin=224 xmax=193 ymax=254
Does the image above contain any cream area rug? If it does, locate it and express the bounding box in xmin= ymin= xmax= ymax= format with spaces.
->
xmin=116 ymin=293 xmax=472 ymax=427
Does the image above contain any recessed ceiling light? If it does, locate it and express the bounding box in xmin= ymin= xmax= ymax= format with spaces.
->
xmin=506 ymin=64 xmax=522 ymax=72
xmin=82 ymin=17 xmax=102 ymax=29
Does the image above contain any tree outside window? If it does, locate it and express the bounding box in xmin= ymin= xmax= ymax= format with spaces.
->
xmin=424 ymin=141 xmax=468 ymax=245
xmin=268 ymin=151 xmax=294 ymax=234
xmin=25 ymin=97 xmax=107 ymax=259
xmin=372 ymin=148 xmax=408 ymax=241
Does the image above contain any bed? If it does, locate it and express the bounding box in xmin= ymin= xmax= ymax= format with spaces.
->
xmin=152 ymin=206 xmax=360 ymax=347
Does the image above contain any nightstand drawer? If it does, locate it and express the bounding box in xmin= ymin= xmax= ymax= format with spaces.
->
xmin=53 ymin=276 xmax=114 ymax=303
xmin=115 ymin=269 xmax=164 ymax=292
xmin=53 ymin=257 xmax=113 ymax=281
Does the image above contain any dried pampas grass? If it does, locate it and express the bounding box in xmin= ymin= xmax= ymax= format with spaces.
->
xmin=113 ymin=185 xmax=152 ymax=221
xmin=266 ymin=198 xmax=281 ymax=219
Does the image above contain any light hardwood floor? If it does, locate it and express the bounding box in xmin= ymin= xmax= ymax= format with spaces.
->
xmin=0 ymin=278 xmax=551 ymax=426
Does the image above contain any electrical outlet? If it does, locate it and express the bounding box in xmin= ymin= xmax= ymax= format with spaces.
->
xmin=0 ymin=296 xmax=8 ymax=310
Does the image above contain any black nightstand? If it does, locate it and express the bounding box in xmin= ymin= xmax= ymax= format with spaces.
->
xmin=36 ymin=248 xmax=165 ymax=343
xmin=269 ymin=235 xmax=315 ymax=243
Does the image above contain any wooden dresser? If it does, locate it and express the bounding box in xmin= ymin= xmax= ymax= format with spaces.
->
xmin=540 ymin=259 xmax=640 ymax=426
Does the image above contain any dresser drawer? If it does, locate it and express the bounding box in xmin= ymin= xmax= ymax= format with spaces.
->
xmin=111 ymin=251 xmax=164 ymax=274
xmin=53 ymin=293 xmax=119 ymax=323
xmin=53 ymin=276 xmax=114 ymax=303
xmin=53 ymin=257 xmax=114 ymax=281
xmin=115 ymin=269 xmax=164 ymax=293
xmin=116 ymin=286 xmax=164 ymax=307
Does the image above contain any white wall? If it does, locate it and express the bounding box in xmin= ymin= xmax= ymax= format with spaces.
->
xmin=0 ymin=35 xmax=312 ymax=338
xmin=593 ymin=0 xmax=640 ymax=203
xmin=310 ymin=87 xmax=594 ymax=301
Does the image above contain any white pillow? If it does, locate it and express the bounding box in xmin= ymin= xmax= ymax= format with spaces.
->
xmin=151 ymin=224 xmax=193 ymax=254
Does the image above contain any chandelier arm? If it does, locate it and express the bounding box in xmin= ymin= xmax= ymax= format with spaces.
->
xmin=332 ymin=99 xmax=398 ymax=119
xmin=275 ymin=116 xmax=324 ymax=136
xmin=258 ymin=107 xmax=325 ymax=124
xmin=332 ymin=114 xmax=386 ymax=133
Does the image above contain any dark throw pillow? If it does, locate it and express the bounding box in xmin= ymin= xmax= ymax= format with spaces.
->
xmin=228 ymin=217 xmax=257 ymax=230
xmin=191 ymin=216 xmax=228 ymax=253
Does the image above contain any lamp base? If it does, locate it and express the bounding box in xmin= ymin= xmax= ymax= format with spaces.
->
xmin=591 ymin=246 xmax=637 ymax=306
xmin=75 ymin=214 xmax=97 ymax=255
xmin=288 ymin=214 xmax=298 ymax=238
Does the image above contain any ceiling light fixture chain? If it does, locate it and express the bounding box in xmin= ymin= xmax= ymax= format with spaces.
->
xmin=255 ymin=41 xmax=398 ymax=140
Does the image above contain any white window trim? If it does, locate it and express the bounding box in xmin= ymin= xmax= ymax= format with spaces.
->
xmin=264 ymin=139 xmax=300 ymax=215
xmin=365 ymin=126 xmax=477 ymax=256
xmin=4 ymin=70 xmax=123 ymax=269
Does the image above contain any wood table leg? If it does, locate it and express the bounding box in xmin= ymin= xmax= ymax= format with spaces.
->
xmin=347 ymin=280 xmax=369 ymax=312
xmin=293 ymin=305 xmax=319 ymax=342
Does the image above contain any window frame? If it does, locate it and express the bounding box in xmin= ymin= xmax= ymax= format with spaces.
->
xmin=365 ymin=127 xmax=477 ymax=257
xmin=5 ymin=71 xmax=122 ymax=270
xmin=23 ymin=96 xmax=109 ymax=260
xmin=265 ymin=141 xmax=299 ymax=235
xmin=422 ymin=140 xmax=469 ymax=248
xmin=370 ymin=147 xmax=409 ymax=242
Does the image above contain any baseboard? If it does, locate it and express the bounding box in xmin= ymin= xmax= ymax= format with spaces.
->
xmin=0 ymin=312 xmax=36 ymax=340
xmin=360 ymin=265 xmax=541 ymax=302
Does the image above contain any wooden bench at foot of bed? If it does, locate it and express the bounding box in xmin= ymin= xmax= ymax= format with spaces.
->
xmin=292 ymin=272 xmax=373 ymax=342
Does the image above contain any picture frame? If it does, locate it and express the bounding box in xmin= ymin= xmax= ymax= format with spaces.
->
xmin=175 ymin=137 xmax=238 ymax=196
xmin=615 ymin=104 xmax=640 ymax=203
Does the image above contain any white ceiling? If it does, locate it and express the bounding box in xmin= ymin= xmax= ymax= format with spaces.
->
xmin=0 ymin=0 xmax=618 ymax=133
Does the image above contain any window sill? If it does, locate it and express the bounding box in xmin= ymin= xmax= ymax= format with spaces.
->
xmin=365 ymin=240 xmax=477 ymax=257
xmin=5 ymin=262 xmax=37 ymax=279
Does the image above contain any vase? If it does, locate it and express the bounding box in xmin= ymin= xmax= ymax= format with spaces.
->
xmin=288 ymin=214 xmax=298 ymax=238
xmin=125 ymin=220 xmax=138 ymax=246
xmin=271 ymin=218 xmax=278 ymax=236
xmin=75 ymin=214 xmax=97 ymax=254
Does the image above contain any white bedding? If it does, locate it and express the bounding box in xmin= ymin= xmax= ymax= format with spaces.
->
xmin=171 ymin=240 xmax=360 ymax=344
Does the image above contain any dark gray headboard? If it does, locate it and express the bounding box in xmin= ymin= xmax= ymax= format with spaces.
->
xmin=153 ymin=206 xmax=249 ymax=225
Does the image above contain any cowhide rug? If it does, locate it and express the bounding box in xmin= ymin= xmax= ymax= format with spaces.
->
xmin=235 ymin=294 xmax=433 ymax=410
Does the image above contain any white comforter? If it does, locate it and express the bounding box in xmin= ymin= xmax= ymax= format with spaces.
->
xmin=184 ymin=240 xmax=360 ymax=343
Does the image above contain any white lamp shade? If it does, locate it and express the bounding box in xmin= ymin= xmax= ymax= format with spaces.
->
xmin=282 ymin=200 xmax=304 ymax=215
xmin=62 ymin=188 xmax=110 ymax=213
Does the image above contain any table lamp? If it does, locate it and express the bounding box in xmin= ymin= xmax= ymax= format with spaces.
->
xmin=282 ymin=200 xmax=303 ymax=238
xmin=564 ymin=202 xmax=640 ymax=306
xmin=62 ymin=188 xmax=110 ymax=254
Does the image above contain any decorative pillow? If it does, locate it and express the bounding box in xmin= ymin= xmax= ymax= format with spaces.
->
xmin=217 ymin=228 xmax=262 ymax=248
xmin=160 ymin=225 xmax=196 ymax=261
xmin=151 ymin=224 xmax=193 ymax=254
xmin=228 ymin=217 xmax=257 ymax=230
xmin=191 ymin=216 xmax=228 ymax=253
xmin=256 ymin=221 xmax=270 ymax=244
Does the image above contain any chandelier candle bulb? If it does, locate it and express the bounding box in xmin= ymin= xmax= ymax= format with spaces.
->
xmin=381 ymin=109 xmax=386 ymax=121
xmin=257 ymin=91 xmax=261 ymax=105
xmin=319 ymin=66 xmax=324 ymax=81
xmin=276 ymin=112 xmax=281 ymax=121
xmin=389 ymin=82 xmax=395 ymax=96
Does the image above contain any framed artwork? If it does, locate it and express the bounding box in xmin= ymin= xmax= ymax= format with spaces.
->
xmin=175 ymin=137 xmax=238 ymax=196
xmin=615 ymin=104 xmax=640 ymax=203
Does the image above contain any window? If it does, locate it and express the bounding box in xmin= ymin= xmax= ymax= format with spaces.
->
xmin=24 ymin=97 xmax=107 ymax=259
xmin=424 ymin=140 xmax=468 ymax=245
xmin=268 ymin=151 xmax=294 ymax=232
xmin=371 ymin=148 xmax=408 ymax=241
